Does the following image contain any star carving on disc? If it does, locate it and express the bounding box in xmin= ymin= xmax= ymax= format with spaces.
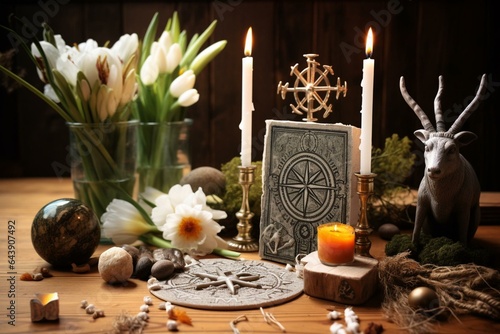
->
xmin=149 ymin=259 xmax=304 ymax=310
xmin=194 ymin=268 xmax=262 ymax=295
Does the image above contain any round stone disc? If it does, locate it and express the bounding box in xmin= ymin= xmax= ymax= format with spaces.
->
xmin=150 ymin=258 xmax=303 ymax=310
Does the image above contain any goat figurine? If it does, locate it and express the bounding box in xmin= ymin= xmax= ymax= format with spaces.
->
xmin=399 ymin=74 xmax=487 ymax=245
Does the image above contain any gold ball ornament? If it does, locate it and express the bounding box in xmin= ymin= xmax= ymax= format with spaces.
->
xmin=408 ymin=286 xmax=440 ymax=311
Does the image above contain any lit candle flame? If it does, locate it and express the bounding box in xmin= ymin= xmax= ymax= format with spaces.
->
xmin=244 ymin=27 xmax=252 ymax=57
xmin=366 ymin=27 xmax=373 ymax=58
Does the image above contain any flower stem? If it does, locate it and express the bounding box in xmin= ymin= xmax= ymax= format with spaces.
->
xmin=140 ymin=234 xmax=241 ymax=259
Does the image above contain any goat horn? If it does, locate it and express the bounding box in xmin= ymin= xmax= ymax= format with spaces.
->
xmin=447 ymin=74 xmax=487 ymax=135
xmin=434 ymin=76 xmax=446 ymax=132
xmin=400 ymin=76 xmax=435 ymax=132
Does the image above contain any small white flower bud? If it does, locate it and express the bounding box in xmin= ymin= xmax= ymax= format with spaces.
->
xmin=140 ymin=304 xmax=149 ymax=313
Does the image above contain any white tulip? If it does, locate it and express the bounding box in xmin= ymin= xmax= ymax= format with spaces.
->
xmin=120 ymin=68 xmax=137 ymax=105
xmin=97 ymin=85 xmax=110 ymax=121
xmin=158 ymin=31 xmax=172 ymax=53
xmin=152 ymin=45 xmax=168 ymax=74
xmin=77 ymin=38 xmax=98 ymax=53
xmin=140 ymin=55 xmax=159 ymax=85
xmin=111 ymin=33 xmax=138 ymax=64
xmin=166 ymin=43 xmax=182 ymax=73
xmin=56 ymin=52 xmax=79 ymax=86
xmin=169 ymin=69 xmax=196 ymax=98
xmin=79 ymin=78 xmax=91 ymax=102
xmin=31 ymin=41 xmax=59 ymax=83
xmin=106 ymin=63 xmax=123 ymax=114
xmin=43 ymin=84 xmax=59 ymax=103
xmin=177 ymin=88 xmax=199 ymax=107
xmin=54 ymin=34 xmax=69 ymax=54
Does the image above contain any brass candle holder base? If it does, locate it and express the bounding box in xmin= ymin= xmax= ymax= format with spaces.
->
xmin=354 ymin=172 xmax=376 ymax=257
xmin=227 ymin=165 xmax=259 ymax=252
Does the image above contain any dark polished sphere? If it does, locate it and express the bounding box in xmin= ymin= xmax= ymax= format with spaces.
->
xmin=32 ymin=198 xmax=101 ymax=268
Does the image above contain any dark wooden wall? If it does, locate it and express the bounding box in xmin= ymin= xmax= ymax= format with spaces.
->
xmin=1 ymin=0 xmax=499 ymax=191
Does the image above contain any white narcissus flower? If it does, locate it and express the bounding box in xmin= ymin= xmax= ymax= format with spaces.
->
xmin=101 ymin=199 xmax=157 ymax=245
xmin=177 ymin=88 xmax=199 ymax=107
xmin=151 ymin=184 xmax=227 ymax=229
xmin=162 ymin=203 xmax=227 ymax=256
xmin=169 ymin=70 xmax=196 ymax=98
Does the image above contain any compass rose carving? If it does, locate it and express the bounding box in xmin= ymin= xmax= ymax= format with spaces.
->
xmin=277 ymin=132 xmax=340 ymax=222
xmin=277 ymin=54 xmax=347 ymax=122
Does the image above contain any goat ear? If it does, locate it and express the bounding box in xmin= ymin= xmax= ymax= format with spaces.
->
xmin=454 ymin=131 xmax=478 ymax=147
xmin=414 ymin=129 xmax=430 ymax=143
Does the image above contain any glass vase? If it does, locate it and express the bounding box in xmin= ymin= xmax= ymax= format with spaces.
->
xmin=137 ymin=119 xmax=192 ymax=193
xmin=68 ymin=121 xmax=138 ymax=229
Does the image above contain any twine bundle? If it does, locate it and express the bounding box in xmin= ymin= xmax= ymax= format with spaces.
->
xmin=379 ymin=252 xmax=500 ymax=333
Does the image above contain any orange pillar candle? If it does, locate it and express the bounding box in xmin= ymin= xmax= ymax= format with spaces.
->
xmin=317 ymin=223 xmax=355 ymax=265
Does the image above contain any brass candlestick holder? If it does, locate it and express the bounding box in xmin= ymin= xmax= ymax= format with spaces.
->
xmin=354 ymin=173 xmax=376 ymax=257
xmin=227 ymin=165 xmax=259 ymax=252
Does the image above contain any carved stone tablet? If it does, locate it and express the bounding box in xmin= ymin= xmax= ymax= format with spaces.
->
xmin=149 ymin=259 xmax=303 ymax=310
xmin=259 ymin=120 xmax=360 ymax=265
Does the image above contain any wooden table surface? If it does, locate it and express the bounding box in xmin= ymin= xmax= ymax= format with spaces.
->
xmin=1 ymin=178 xmax=499 ymax=333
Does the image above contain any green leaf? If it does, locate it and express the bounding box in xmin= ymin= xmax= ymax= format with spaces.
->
xmin=140 ymin=12 xmax=159 ymax=67
xmin=189 ymin=40 xmax=227 ymax=75
xmin=180 ymin=20 xmax=218 ymax=69
xmin=52 ymin=70 xmax=82 ymax=121
xmin=168 ymin=11 xmax=181 ymax=42
xmin=0 ymin=64 xmax=69 ymax=120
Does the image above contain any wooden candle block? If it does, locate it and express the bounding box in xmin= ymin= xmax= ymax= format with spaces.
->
xmin=30 ymin=292 xmax=59 ymax=322
xmin=301 ymin=251 xmax=378 ymax=305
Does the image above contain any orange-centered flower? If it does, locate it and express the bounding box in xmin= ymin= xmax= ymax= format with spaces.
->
xmin=178 ymin=216 xmax=202 ymax=241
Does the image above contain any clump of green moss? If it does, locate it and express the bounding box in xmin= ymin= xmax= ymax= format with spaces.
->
xmin=385 ymin=233 xmax=491 ymax=266
xmin=385 ymin=234 xmax=417 ymax=257
xmin=369 ymin=134 xmax=417 ymax=228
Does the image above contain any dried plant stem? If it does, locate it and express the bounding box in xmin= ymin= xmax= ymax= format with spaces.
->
xmin=379 ymin=252 xmax=500 ymax=334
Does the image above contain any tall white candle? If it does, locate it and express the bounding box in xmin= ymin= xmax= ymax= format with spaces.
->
xmin=360 ymin=27 xmax=374 ymax=175
xmin=240 ymin=27 xmax=253 ymax=167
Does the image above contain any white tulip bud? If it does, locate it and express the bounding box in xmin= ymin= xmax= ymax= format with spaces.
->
xmin=158 ymin=31 xmax=172 ymax=52
xmin=153 ymin=46 xmax=168 ymax=74
xmin=177 ymin=88 xmax=199 ymax=107
xmin=140 ymin=56 xmax=159 ymax=85
xmin=166 ymin=43 xmax=182 ymax=73
xmin=170 ymin=70 xmax=196 ymax=98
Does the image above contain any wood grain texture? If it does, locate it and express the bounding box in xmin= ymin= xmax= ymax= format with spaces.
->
xmin=0 ymin=178 xmax=499 ymax=333
xmin=302 ymin=252 xmax=379 ymax=305
xmin=1 ymin=1 xmax=499 ymax=192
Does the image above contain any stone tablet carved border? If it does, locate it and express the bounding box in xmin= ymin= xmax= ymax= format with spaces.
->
xmin=259 ymin=120 xmax=360 ymax=265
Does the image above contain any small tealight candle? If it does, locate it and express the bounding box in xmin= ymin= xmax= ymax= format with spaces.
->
xmin=317 ymin=223 xmax=355 ymax=266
